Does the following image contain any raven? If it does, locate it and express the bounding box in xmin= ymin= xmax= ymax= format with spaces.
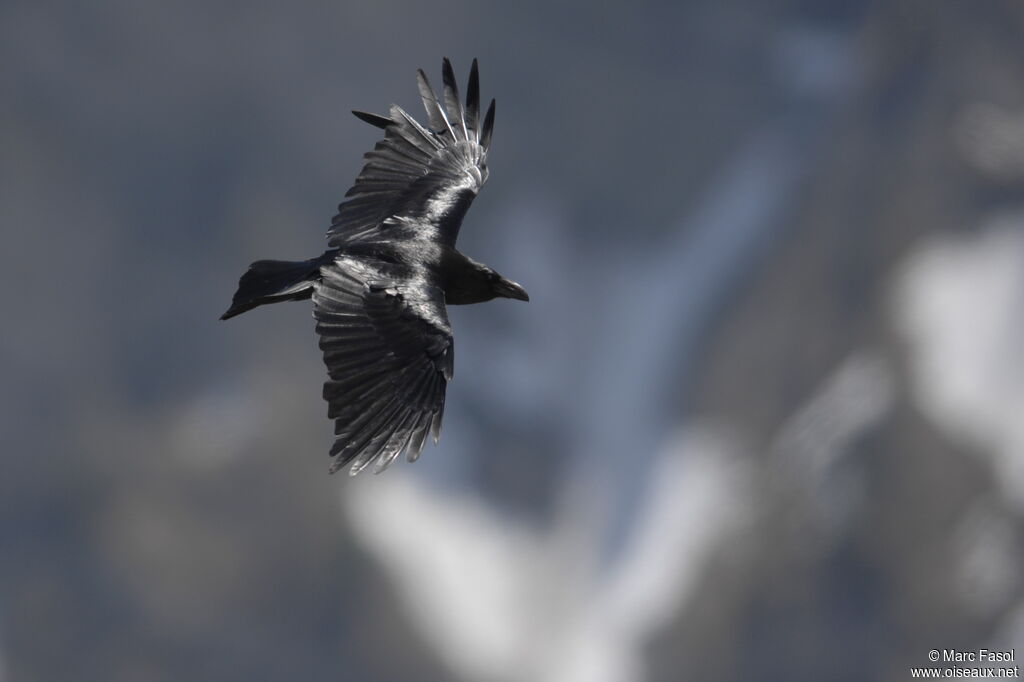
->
xmin=221 ymin=59 xmax=528 ymax=475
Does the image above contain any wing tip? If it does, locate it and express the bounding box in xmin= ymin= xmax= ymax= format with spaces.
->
xmin=466 ymin=59 xmax=481 ymax=137
xmin=430 ymin=405 xmax=444 ymax=445
xmin=481 ymin=98 xmax=496 ymax=150
xmin=352 ymin=110 xmax=392 ymax=129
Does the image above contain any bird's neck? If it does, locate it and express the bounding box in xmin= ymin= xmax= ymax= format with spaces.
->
xmin=439 ymin=248 xmax=495 ymax=305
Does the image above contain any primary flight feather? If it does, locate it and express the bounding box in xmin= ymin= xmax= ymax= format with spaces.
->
xmin=221 ymin=59 xmax=528 ymax=475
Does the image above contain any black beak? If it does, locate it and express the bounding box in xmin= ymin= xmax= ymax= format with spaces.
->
xmin=495 ymin=277 xmax=530 ymax=301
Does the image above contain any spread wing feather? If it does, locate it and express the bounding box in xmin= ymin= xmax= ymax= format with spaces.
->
xmin=441 ymin=58 xmax=468 ymax=141
xmin=313 ymin=256 xmax=452 ymax=475
xmin=465 ymin=59 xmax=480 ymax=137
xmin=416 ymin=69 xmax=454 ymax=139
xmin=328 ymin=58 xmax=495 ymax=248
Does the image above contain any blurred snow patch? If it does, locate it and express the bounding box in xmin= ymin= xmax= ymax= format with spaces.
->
xmin=776 ymin=351 xmax=893 ymax=476
xmin=894 ymin=217 xmax=1024 ymax=511
xmin=954 ymin=103 xmax=1024 ymax=180
xmin=346 ymin=473 xmax=541 ymax=680
xmin=593 ymin=428 xmax=752 ymax=677
xmin=343 ymin=428 xmax=749 ymax=682
xmin=952 ymin=499 xmax=1019 ymax=617
xmin=774 ymin=351 xmax=894 ymax=535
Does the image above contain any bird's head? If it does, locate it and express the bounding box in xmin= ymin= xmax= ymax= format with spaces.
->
xmin=489 ymin=270 xmax=530 ymax=302
xmin=440 ymin=249 xmax=530 ymax=305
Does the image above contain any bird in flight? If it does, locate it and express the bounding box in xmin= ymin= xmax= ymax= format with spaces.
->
xmin=221 ymin=59 xmax=528 ymax=475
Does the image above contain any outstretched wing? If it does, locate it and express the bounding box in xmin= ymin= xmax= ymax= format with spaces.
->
xmin=328 ymin=58 xmax=496 ymax=249
xmin=313 ymin=256 xmax=453 ymax=475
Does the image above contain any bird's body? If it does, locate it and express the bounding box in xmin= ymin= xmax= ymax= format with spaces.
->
xmin=222 ymin=59 xmax=527 ymax=475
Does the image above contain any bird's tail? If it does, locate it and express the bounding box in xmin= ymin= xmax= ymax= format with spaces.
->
xmin=220 ymin=258 xmax=322 ymax=320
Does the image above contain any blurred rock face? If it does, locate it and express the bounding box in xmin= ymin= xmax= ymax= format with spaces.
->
xmin=3 ymin=2 xmax=1024 ymax=682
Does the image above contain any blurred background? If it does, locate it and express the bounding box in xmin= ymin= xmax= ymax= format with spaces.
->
xmin=3 ymin=1 xmax=1024 ymax=680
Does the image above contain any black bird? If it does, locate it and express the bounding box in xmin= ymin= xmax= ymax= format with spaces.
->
xmin=221 ymin=59 xmax=528 ymax=475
